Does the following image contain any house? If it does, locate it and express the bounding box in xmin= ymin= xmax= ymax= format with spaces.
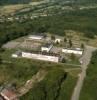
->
xmin=41 ymin=43 xmax=53 ymax=52
xmin=22 ymin=52 xmax=59 ymax=62
xmin=0 ymin=88 xmax=18 ymax=100
xmin=62 ymin=48 xmax=83 ymax=55
xmin=55 ymin=39 xmax=61 ymax=43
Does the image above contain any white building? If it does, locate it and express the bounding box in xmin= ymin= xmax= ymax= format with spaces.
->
xmin=55 ymin=39 xmax=61 ymax=43
xmin=12 ymin=54 xmax=18 ymax=58
xmin=62 ymin=48 xmax=83 ymax=55
xmin=22 ymin=52 xmax=59 ymax=63
xmin=41 ymin=43 xmax=53 ymax=52
xmin=28 ymin=35 xmax=44 ymax=40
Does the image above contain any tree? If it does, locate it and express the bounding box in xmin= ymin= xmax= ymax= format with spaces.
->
xmin=0 ymin=56 xmax=2 ymax=64
xmin=62 ymin=58 xmax=66 ymax=63
xmin=81 ymin=43 xmax=85 ymax=49
xmin=64 ymin=38 xmax=67 ymax=42
xmin=51 ymin=35 xmax=55 ymax=40
xmin=84 ymin=32 xmax=95 ymax=39
xmin=56 ymin=40 xmax=59 ymax=45
xmin=70 ymin=53 xmax=76 ymax=60
xmin=69 ymin=39 xmax=73 ymax=47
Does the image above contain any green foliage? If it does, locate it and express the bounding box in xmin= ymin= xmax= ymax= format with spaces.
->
xmin=21 ymin=69 xmax=67 ymax=100
xmin=69 ymin=39 xmax=73 ymax=48
xmin=51 ymin=35 xmax=55 ymax=40
xmin=0 ymin=8 xmax=97 ymax=47
xmin=62 ymin=58 xmax=66 ymax=63
xmin=21 ymin=68 xmax=78 ymax=100
xmin=70 ymin=53 xmax=76 ymax=60
xmin=81 ymin=43 xmax=85 ymax=49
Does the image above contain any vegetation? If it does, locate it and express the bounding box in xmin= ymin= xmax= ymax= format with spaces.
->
xmin=20 ymin=68 xmax=78 ymax=100
xmin=0 ymin=58 xmax=41 ymax=87
xmin=79 ymin=50 xmax=97 ymax=100
xmin=0 ymin=8 xmax=97 ymax=48
xmin=0 ymin=48 xmax=79 ymax=87
xmin=0 ymin=1 xmax=96 ymax=99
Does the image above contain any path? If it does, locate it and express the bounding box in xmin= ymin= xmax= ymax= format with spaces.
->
xmin=71 ymin=46 xmax=97 ymax=100
xmin=18 ymin=69 xmax=47 ymax=97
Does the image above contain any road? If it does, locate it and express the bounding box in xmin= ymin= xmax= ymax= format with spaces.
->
xmin=71 ymin=46 xmax=97 ymax=100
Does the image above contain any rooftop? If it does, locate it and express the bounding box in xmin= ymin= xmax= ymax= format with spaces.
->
xmin=1 ymin=88 xmax=18 ymax=100
xmin=0 ymin=95 xmax=5 ymax=100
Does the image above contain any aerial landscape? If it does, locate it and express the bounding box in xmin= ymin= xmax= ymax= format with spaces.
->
xmin=0 ymin=0 xmax=97 ymax=100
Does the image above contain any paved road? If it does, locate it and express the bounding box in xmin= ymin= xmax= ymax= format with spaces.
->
xmin=71 ymin=46 xmax=97 ymax=100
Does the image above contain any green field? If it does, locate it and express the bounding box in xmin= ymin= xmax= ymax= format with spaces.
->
xmin=0 ymin=48 xmax=80 ymax=100
xmin=20 ymin=68 xmax=78 ymax=100
xmin=79 ymin=50 xmax=97 ymax=100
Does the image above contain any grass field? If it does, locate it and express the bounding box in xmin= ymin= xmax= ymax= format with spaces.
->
xmin=0 ymin=49 xmax=80 ymax=86
xmin=20 ymin=68 xmax=78 ymax=100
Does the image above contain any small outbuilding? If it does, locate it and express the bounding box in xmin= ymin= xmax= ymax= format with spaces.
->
xmin=0 ymin=88 xmax=18 ymax=100
xmin=55 ymin=38 xmax=61 ymax=43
